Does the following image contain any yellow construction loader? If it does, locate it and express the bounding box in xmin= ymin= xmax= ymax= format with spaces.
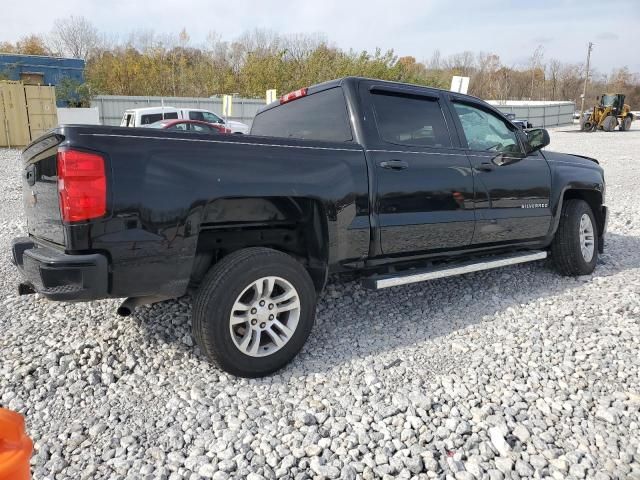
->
xmin=581 ymin=93 xmax=634 ymax=132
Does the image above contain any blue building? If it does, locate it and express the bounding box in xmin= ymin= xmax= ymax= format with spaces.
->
xmin=0 ymin=53 xmax=85 ymax=106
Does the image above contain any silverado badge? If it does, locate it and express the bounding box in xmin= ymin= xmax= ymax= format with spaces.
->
xmin=521 ymin=203 xmax=548 ymax=209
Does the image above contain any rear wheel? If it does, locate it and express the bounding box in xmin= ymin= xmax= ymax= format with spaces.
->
xmin=192 ymin=247 xmax=317 ymax=377
xmin=551 ymin=199 xmax=598 ymax=276
xmin=620 ymin=116 xmax=632 ymax=131
xmin=602 ymin=115 xmax=617 ymax=132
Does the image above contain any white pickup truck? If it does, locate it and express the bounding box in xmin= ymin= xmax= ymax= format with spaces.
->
xmin=120 ymin=107 xmax=250 ymax=134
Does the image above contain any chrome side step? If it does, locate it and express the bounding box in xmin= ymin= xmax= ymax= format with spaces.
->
xmin=362 ymin=251 xmax=548 ymax=290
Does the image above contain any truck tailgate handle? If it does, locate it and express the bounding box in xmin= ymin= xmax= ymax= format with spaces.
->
xmin=380 ymin=160 xmax=409 ymax=170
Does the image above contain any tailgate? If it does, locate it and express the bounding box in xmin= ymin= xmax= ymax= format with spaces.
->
xmin=21 ymin=133 xmax=65 ymax=246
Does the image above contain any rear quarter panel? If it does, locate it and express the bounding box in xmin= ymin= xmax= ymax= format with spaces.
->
xmin=61 ymin=126 xmax=370 ymax=298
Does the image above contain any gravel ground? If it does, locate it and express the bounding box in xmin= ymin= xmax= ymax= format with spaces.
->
xmin=1 ymin=125 xmax=639 ymax=480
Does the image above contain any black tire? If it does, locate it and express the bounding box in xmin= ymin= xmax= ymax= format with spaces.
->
xmin=620 ymin=116 xmax=632 ymax=131
xmin=192 ymin=247 xmax=316 ymax=377
xmin=551 ymin=199 xmax=598 ymax=276
xmin=601 ymin=115 xmax=617 ymax=132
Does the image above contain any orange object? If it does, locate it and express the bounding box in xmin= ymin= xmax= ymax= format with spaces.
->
xmin=0 ymin=408 xmax=32 ymax=480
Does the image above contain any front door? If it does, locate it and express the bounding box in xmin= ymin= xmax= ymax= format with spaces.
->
xmin=362 ymin=83 xmax=475 ymax=256
xmin=449 ymin=99 xmax=552 ymax=245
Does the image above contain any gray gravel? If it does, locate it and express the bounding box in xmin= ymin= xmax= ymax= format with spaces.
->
xmin=1 ymin=125 xmax=639 ymax=480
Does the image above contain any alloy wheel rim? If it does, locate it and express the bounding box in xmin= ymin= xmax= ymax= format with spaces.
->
xmin=229 ymin=276 xmax=300 ymax=357
xmin=579 ymin=213 xmax=595 ymax=262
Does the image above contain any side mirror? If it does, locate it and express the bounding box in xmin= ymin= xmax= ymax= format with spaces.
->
xmin=525 ymin=128 xmax=550 ymax=154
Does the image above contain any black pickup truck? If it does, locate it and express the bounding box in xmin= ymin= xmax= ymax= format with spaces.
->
xmin=12 ymin=77 xmax=607 ymax=377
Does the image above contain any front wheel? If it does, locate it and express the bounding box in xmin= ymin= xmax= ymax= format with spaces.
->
xmin=551 ymin=199 xmax=598 ymax=276
xmin=192 ymin=247 xmax=317 ymax=377
xmin=602 ymin=115 xmax=617 ymax=132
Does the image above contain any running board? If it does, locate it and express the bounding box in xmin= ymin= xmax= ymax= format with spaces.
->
xmin=362 ymin=251 xmax=548 ymax=290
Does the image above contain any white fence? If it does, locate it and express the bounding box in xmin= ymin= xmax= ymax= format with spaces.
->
xmin=91 ymin=95 xmax=265 ymax=127
xmin=57 ymin=107 xmax=100 ymax=125
xmin=486 ymin=100 xmax=575 ymax=128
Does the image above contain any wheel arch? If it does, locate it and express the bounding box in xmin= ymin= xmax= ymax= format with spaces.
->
xmin=550 ymin=187 xmax=605 ymax=239
xmin=190 ymin=196 xmax=330 ymax=293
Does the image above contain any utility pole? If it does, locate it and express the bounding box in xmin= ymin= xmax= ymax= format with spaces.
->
xmin=579 ymin=42 xmax=594 ymax=124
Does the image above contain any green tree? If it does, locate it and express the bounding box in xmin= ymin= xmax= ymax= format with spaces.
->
xmin=56 ymin=78 xmax=93 ymax=107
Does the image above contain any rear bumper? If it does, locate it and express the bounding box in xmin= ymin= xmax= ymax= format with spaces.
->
xmin=11 ymin=237 xmax=108 ymax=301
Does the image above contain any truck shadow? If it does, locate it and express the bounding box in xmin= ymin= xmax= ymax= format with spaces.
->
xmin=134 ymin=232 xmax=639 ymax=379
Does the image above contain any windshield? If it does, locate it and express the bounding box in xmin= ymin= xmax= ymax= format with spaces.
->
xmin=600 ymin=95 xmax=617 ymax=107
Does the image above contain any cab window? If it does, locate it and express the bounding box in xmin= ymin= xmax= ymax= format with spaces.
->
xmin=251 ymin=87 xmax=352 ymax=142
xmin=453 ymin=102 xmax=520 ymax=154
xmin=371 ymin=91 xmax=451 ymax=148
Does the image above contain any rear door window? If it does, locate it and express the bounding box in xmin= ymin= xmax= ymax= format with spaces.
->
xmin=190 ymin=123 xmax=212 ymax=133
xmin=251 ymin=87 xmax=352 ymax=142
xmin=141 ymin=113 xmax=163 ymax=125
xmin=167 ymin=122 xmax=188 ymax=131
xmin=371 ymin=92 xmax=451 ymax=148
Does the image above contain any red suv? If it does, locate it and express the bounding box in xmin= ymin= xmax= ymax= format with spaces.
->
xmin=145 ymin=119 xmax=231 ymax=134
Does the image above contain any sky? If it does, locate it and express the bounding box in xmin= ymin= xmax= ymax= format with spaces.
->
xmin=4 ymin=0 xmax=640 ymax=74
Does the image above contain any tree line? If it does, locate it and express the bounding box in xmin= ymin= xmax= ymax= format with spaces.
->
xmin=1 ymin=17 xmax=639 ymax=109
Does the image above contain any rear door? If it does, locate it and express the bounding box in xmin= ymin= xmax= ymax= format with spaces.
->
xmin=360 ymin=81 xmax=475 ymax=255
xmin=449 ymin=98 xmax=552 ymax=244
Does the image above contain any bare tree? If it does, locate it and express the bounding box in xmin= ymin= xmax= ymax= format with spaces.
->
xmin=443 ymin=51 xmax=475 ymax=76
xmin=559 ymin=63 xmax=584 ymax=104
xmin=528 ymin=45 xmax=544 ymax=99
xmin=547 ymin=59 xmax=561 ymax=100
xmin=427 ymin=49 xmax=441 ymax=70
xmin=49 ymin=16 xmax=100 ymax=60
xmin=281 ymin=33 xmax=326 ymax=62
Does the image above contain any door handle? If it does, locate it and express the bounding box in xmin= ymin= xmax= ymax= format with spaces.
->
xmin=477 ymin=162 xmax=494 ymax=172
xmin=380 ymin=160 xmax=409 ymax=170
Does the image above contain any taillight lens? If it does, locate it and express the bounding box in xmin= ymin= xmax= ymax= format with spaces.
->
xmin=279 ymin=87 xmax=308 ymax=104
xmin=57 ymin=149 xmax=107 ymax=222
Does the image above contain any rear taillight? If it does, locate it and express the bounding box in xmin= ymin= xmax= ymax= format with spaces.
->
xmin=279 ymin=87 xmax=308 ymax=104
xmin=57 ymin=149 xmax=107 ymax=222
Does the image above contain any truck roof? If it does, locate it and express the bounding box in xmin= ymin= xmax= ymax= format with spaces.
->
xmin=257 ymin=76 xmax=483 ymax=115
xmin=123 ymin=106 xmax=179 ymax=114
